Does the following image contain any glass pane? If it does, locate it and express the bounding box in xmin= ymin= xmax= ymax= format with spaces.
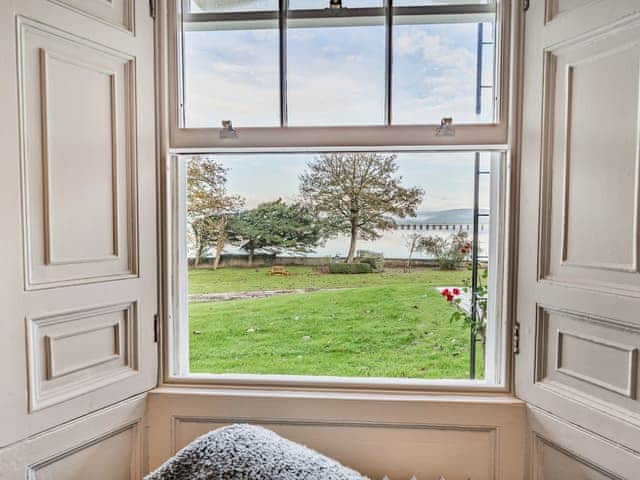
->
xmin=286 ymin=16 xmax=386 ymax=126
xmin=188 ymin=0 xmax=277 ymax=13
xmin=182 ymin=151 xmax=498 ymax=380
xmin=394 ymin=0 xmax=490 ymax=5
xmin=392 ymin=21 xmax=496 ymax=124
xmin=289 ymin=0 xmax=382 ymax=9
xmin=182 ymin=26 xmax=281 ymax=127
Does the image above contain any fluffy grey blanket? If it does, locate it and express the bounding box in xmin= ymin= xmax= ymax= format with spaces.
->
xmin=145 ymin=424 xmax=369 ymax=480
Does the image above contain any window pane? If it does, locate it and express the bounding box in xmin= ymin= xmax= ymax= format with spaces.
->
xmin=289 ymin=0 xmax=382 ymax=9
xmin=180 ymin=151 xmax=502 ymax=380
xmin=182 ymin=26 xmax=281 ymax=127
xmin=286 ymin=15 xmax=386 ymax=125
xmin=392 ymin=21 xmax=496 ymax=124
xmin=188 ymin=0 xmax=277 ymax=13
xmin=394 ymin=0 xmax=490 ymax=5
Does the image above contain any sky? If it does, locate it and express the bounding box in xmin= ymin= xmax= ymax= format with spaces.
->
xmin=210 ymin=151 xmax=491 ymax=212
xmin=182 ymin=2 xmax=495 ymax=127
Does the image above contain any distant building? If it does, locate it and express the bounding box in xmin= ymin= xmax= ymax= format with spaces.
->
xmin=394 ymin=208 xmax=489 ymax=232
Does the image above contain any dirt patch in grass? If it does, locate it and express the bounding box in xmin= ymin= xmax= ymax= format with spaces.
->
xmin=189 ymin=287 xmax=349 ymax=303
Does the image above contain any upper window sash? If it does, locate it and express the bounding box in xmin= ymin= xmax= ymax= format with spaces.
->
xmin=166 ymin=0 xmax=511 ymax=149
xmin=182 ymin=4 xmax=496 ymax=30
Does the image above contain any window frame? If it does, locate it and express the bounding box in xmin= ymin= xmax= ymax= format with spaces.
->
xmin=162 ymin=147 xmax=512 ymax=392
xmin=156 ymin=0 xmax=522 ymax=393
xmin=166 ymin=0 xmax=513 ymax=149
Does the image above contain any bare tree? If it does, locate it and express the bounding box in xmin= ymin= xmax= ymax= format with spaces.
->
xmin=187 ymin=157 xmax=244 ymax=268
xmin=402 ymin=232 xmax=423 ymax=272
xmin=300 ymin=153 xmax=424 ymax=263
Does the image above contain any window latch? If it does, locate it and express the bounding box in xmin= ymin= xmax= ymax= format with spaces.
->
xmin=220 ymin=120 xmax=238 ymax=139
xmin=435 ymin=117 xmax=455 ymax=137
xmin=512 ymin=321 xmax=520 ymax=355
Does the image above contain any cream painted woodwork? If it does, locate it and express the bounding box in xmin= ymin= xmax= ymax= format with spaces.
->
xmin=47 ymin=0 xmax=135 ymax=32
xmin=0 ymin=394 xmax=147 ymax=479
xmin=527 ymin=406 xmax=640 ymax=480
xmin=0 ymin=0 xmax=157 ymax=458
xmin=20 ymin=18 xmax=139 ymax=289
xmin=516 ymin=0 xmax=640 ymax=477
xmin=147 ymin=389 xmax=526 ymax=480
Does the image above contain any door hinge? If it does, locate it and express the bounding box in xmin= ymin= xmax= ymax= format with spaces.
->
xmin=153 ymin=314 xmax=159 ymax=343
xmin=512 ymin=321 xmax=521 ymax=355
xmin=523 ymin=0 xmax=530 ymax=11
xmin=149 ymin=0 xmax=156 ymax=19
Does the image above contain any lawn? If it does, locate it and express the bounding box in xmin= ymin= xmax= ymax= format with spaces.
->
xmin=188 ymin=265 xmax=469 ymax=293
xmin=189 ymin=266 xmax=483 ymax=379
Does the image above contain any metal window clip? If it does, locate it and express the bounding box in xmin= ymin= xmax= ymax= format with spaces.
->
xmin=220 ymin=120 xmax=238 ymax=139
xmin=435 ymin=117 xmax=455 ymax=137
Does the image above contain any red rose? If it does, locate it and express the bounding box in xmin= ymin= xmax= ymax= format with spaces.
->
xmin=446 ymin=293 xmax=454 ymax=302
xmin=441 ymin=288 xmax=450 ymax=297
xmin=452 ymin=288 xmax=460 ymax=295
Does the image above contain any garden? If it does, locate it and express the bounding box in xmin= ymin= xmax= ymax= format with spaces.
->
xmin=186 ymin=152 xmax=488 ymax=379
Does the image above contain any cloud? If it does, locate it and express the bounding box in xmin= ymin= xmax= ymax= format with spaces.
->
xmin=182 ymin=20 xmax=494 ymax=126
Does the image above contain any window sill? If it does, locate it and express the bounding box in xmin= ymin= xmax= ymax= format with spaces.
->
xmin=150 ymin=384 xmax=521 ymax=405
xmin=160 ymin=373 xmax=510 ymax=396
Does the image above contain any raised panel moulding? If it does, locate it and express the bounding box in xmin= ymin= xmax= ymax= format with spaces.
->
xmin=555 ymin=330 xmax=638 ymax=399
xmin=535 ymin=305 xmax=640 ymax=411
xmin=533 ymin=434 xmax=624 ymax=480
xmin=26 ymin=301 xmax=139 ymax=412
xmin=544 ymin=0 xmax=600 ymax=23
xmin=27 ymin=422 xmax=140 ymax=479
xmin=559 ymin=45 xmax=640 ymax=273
xmin=536 ymin=19 xmax=640 ymax=293
xmin=17 ymin=17 xmax=139 ymax=289
xmin=172 ymin=417 xmax=497 ymax=480
xmin=46 ymin=0 xmax=134 ymax=32
xmin=44 ymin=322 xmax=121 ymax=380
xmin=39 ymin=48 xmax=120 ymax=266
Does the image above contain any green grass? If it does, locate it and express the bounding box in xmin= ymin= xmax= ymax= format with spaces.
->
xmin=189 ymin=266 xmax=483 ymax=379
xmin=188 ymin=265 xmax=469 ymax=294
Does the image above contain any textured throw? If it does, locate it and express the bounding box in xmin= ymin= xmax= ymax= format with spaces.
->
xmin=145 ymin=424 xmax=369 ymax=480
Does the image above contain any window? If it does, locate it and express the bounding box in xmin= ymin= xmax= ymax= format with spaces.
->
xmin=164 ymin=0 xmax=513 ymax=388
xmin=168 ymin=150 xmax=508 ymax=383
xmin=176 ymin=0 xmax=502 ymax=130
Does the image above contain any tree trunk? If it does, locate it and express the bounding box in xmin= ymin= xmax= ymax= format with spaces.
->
xmin=405 ymin=249 xmax=413 ymax=273
xmin=346 ymin=223 xmax=358 ymax=264
xmin=248 ymin=249 xmax=254 ymax=267
xmin=212 ymin=215 xmax=227 ymax=270
xmin=196 ymin=244 xmax=207 ymax=268
xmin=192 ymin=225 xmax=201 ymax=268
xmin=405 ymin=237 xmax=417 ymax=272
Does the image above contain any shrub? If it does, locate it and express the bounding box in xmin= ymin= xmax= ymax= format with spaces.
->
xmin=356 ymin=250 xmax=384 ymax=271
xmin=358 ymin=256 xmax=384 ymax=271
xmin=328 ymin=262 xmax=373 ymax=274
xmin=419 ymin=231 xmax=472 ymax=270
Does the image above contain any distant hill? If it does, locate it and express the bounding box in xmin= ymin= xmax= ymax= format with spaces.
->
xmin=397 ymin=208 xmax=489 ymax=225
